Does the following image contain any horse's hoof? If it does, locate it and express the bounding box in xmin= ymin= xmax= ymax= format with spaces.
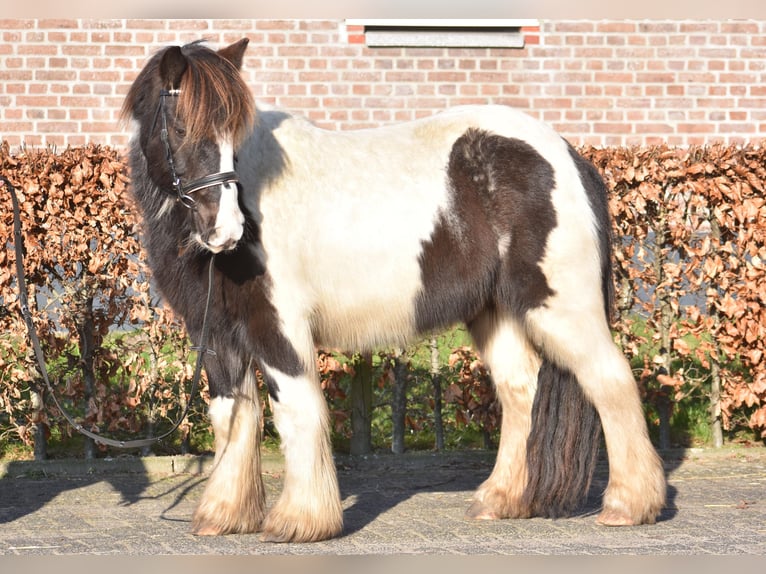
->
xmin=192 ymin=524 xmax=226 ymax=536
xmin=259 ymin=510 xmax=342 ymax=543
xmin=259 ymin=526 xmax=337 ymax=543
xmin=465 ymin=500 xmax=501 ymax=520
xmin=259 ymin=531 xmax=291 ymax=543
xmin=596 ymin=508 xmax=636 ymax=526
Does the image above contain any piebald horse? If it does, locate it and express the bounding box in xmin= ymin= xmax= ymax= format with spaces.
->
xmin=121 ymin=38 xmax=666 ymax=542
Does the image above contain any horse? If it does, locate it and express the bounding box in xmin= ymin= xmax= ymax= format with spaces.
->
xmin=120 ymin=38 xmax=666 ymax=543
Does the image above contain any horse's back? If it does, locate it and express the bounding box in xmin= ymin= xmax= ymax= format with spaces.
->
xmin=243 ymin=104 xmax=604 ymax=350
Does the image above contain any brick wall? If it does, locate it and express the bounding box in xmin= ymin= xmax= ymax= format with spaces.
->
xmin=2 ymin=18 xmax=766 ymax=149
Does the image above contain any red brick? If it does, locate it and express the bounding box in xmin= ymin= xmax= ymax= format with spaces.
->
xmin=594 ymin=122 xmax=633 ymax=133
xmin=720 ymin=72 xmax=757 ymax=83
xmin=81 ymin=121 xmax=119 ymax=133
xmin=37 ymin=19 xmax=77 ymax=29
xmin=257 ymin=21 xmax=297 ymax=31
xmin=18 ymin=45 xmax=57 ymax=56
xmin=524 ymin=34 xmax=540 ymax=45
xmin=386 ymin=71 xmax=425 ymax=83
xmin=552 ymin=22 xmax=595 ymax=33
xmin=168 ymin=20 xmax=208 ymax=30
xmin=597 ymin=22 xmax=637 ymax=33
xmin=62 ymin=45 xmax=102 ymax=56
xmin=594 ymin=72 xmax=634 ymax=84
xmin=35 ymin=69 xmax=77 ymax=82
xmin=0 ymin=121 xmax=33 ymax=131
xmin=278 ymin=45 xmax=316 ymax=57
xmin=17 ymin=95 xmax=58 ymax=107
xmin=428 ymin=71 xmax=467 ymax=83
xmin=37 ymin=121 xmax=79 ymax=132
xmin=298 ymin=71 xmax=338 ymax=83
xmin=680 ymin=23 xmax=718 ymax=33
xmin=639 ymin=22 xmax=679 ymax=33
xmin=105 ymin=45 xmax=146 ymax=57
xmin=125 ymin=20 xmax=165 ymax=29
xmin=721 ymin=22 xmax=759 ymax=34
xmin=533 ymin=97 xmax=573 ymax=109
xmin=0 ymin=19 xmax=34 ymax=29
xmin=636 ymin=72 xmax=677 ymax=83
xmin=635 ymin=123 xmax=674 ymax=133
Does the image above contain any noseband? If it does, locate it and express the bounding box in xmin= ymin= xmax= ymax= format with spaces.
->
xmin=156 ymin=89 xmax=239 ymax=209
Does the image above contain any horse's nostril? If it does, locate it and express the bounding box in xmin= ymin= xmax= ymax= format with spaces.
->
xmin=219 ymin=238 xmax=238 ymax=251
xmin=200 ymin=230 xmax=239 ymax=253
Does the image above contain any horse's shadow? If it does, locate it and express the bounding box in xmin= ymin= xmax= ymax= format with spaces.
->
xmin=334 ymin=447 xmax=683 ymax=537
xmin=0 ymin=456 xmax=204 ymax=527
xmin=335 ymin=450 xmax=494 ymax=536
xmin=0 ymin=447 xmax=683 ymax=538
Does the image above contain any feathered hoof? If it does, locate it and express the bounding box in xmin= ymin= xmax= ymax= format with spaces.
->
xmin=595 ymin=508 xmax=637 ymax=526
xmin=259 ymin=507 xmax=343 ymax=543
xmin=191 ymin=523 xmax=228 ymax=536
xmin=595 ymin=497 xmax=662 ymax=527
xmin=597 ymin=463 xmax=665 ymax=526
xmin=465 ymin=500 xmax=502 ymax=520
xmin=465 ymin=489 xmax=530 ymax=521
xmin=191 ymin=504 xmax=264 ymax=536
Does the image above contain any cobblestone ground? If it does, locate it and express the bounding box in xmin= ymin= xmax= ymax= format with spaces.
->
xmin=0 ymin=446 xmax=764 ymax=555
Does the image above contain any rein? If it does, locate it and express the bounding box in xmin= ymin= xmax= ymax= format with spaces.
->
xmin=157 ymin=89 xmax=240 ymax=209
xmin=2 ymin=175 xmax=215 ymax=450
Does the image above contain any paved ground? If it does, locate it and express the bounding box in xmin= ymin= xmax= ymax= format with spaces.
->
xmin=0 ymin=446 xmax=764 ymax=556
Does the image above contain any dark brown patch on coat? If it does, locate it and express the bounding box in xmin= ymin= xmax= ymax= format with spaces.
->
xmin=414 ymin=128 xmax=557 ymax=332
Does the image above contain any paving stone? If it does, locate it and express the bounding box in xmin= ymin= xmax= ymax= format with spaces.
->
xmin=0 ymin=447 xmax=764 ymax=555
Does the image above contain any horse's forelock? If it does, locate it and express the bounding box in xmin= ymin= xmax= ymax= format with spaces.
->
xmin=121 ymin=43 xmax=255 ymax=146
xmin=176 ymin=46 xmax=255 ymax=147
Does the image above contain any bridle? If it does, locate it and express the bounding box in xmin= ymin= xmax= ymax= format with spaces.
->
xmin=2 ymin=174 xmax=216 ymax=450
xmin=155 ymin=89 xmax=240 ymax=209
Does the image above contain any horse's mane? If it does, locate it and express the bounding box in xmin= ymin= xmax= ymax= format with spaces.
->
xmin=121 ymin=41 xmax=255 ymax=146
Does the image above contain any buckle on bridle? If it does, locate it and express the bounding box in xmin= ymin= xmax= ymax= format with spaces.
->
xmin=177 ymin=191 xmax=198 ymax=209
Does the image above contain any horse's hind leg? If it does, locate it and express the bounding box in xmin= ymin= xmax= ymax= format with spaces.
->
xmin=465 ymin=310 xmax=540 ymax=519
xmin=525 ymin=302 xmax=666 ymax=525
xmin=192 ymin=358 xmax=265 ymax=535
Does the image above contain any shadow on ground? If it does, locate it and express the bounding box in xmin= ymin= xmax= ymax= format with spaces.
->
xmin=333 ymin=448 xmax=684 ymax=537
xmin=0 ymin=447 xmax=684 ymax=536
xmin=0 ymin=455 xmax=207 ymax=527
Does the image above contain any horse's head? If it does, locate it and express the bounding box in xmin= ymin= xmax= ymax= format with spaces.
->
xmin=122 ymin=39 xmax=255 ymax=253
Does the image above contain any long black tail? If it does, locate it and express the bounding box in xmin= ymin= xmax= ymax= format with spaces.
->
xmin=521 ymin=360 xmax=602 ymax=517
xmin=520 ymin=143 xmax=613 ymax=518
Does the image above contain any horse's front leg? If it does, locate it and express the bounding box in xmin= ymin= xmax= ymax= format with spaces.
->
xmin=258 ymin=358 xmax=343 ymax=543
xmin=192 ymin=355 xmax=265 ymax=535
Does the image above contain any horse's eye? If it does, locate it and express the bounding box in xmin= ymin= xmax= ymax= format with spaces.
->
xmin=175 ymin=127 xmax=186 ymax=138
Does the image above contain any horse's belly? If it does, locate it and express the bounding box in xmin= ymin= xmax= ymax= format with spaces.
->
xmin=309 ymin=259 xmax=422 ymax=351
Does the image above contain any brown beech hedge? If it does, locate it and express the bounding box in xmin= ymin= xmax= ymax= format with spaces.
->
xmin=1 ymin=140 xmax=764 ymax=457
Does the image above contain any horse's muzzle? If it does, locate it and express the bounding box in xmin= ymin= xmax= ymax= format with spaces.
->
xmin=198 ymin=225 xmax=244 ymax=253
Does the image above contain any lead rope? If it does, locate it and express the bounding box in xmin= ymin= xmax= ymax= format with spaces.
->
xmin=2 ymin=175 xmax=214 ymax=449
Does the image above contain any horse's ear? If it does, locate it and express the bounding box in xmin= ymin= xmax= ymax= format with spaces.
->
xmin=218 ymin=38 xmax=249 ymax=70
xmin=159 ymin=46 xmax=188 ymax=90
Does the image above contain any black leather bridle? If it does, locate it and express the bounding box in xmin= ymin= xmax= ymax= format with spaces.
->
xmin=155 ymin=89 xmax=240 ymax=209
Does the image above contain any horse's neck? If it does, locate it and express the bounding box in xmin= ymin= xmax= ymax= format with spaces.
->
xmin=235 ymin=110 xmax=295 ymax=213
